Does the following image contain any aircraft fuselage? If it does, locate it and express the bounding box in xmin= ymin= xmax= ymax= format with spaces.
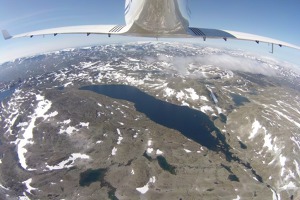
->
xmin=125 ymin=0 xmax=190 ymax=36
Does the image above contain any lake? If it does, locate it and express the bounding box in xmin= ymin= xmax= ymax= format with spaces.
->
xmin=80 ymin=84 xmax=233 ymax=160
xmin=81 ymin=84 xmax=265 ymax=183
xmin=0 ymin=87 xmax=16 ymax=102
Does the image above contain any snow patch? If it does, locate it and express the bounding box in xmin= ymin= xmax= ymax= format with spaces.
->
xmin=133 ymin=132 xmax=139 ymax=138
xmin=22 ymin=178 xmax=37 ymax=194
xmin=279 ymin=155 xmax=286 ymax=167
xmin=147 ymin=148 xmax=154 ymax=154
xmin=272 ymin=109 xmax=300 ymax=128
xmin=46 ymin=153 xmax=90 ymax=170
xmin=62 ymin=119 xmax=71 ymax=125
xmin=184 ymin=149 xmax=192 ymax=153
xmin=156 ymin=149 xmax=163 ymax=155
xmin=148 ymin=139 xmax=152 ymax=146
xmin=127 ymin=57 xmax=140 ymax=62
xmin=164 ymin=88 xmax=175 ymax=97
xmin=47 ymin=111 xmax=58 ymax=118
xmin=176 ymin=91 xmax=185 ymax=100
xmin=181 ymin=101 xmax=189 ymax=107
xmin=233 ymin=195 xmax=240 ymax=200
xmin=280 ymin=182 xmax=297 ymax=190
xmin=59 ymin=126 xmax=79 ymax=135
xmin=112 ymin=147 xmax=117 ymax=156
xmin=215 ymin=106 xmax=223 ymax=114
xmin=185 ymin=88 xmax=199 ymax=100
xmin=79 ymin=122 xmax=89 ymax=128
xmin=17 ymin=95 xmax=52 ymax=171
xmin=136 ymin=176 xmax=156 ymax=194
xmin=17 ymin=122 xmax=29 ymax=127
xmin=263 ymin=128 xmax=273 ymax=151
xmin=0 ymin=184 xmax=9 ymax=190
xmin=200 ymin=96 xmax=209 ymax=102
xmin=117 ymin=129 xmax=123 ymax=145
xmin=249 ymin=119 xmax=262 ymax=139
xmin=200 ymin=106 xmax=214 ymax=113
xmin=294 ymin=160 xmax=300 ymax=178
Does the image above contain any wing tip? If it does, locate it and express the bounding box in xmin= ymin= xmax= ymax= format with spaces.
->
xmin=2 ymin=30 xmax=12 ymax=40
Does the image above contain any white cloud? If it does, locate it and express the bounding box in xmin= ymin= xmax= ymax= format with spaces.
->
xmin=154 ymin=52 xmax=279 ymax=77
xmin=199 ymin=54 xmax=278 ymax=76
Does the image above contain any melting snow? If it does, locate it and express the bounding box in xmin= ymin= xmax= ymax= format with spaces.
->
xmin=200 ymin=106 xmax=214 ymax=113
xmin=47 ymin=111 xmax=58 ymax=118
xmin=22 ymin=178 xmax=37 ymax=194
xmin=136 ymin=176 xmax=156 ymax=194
xmin=59 ymin=126 xmax=79 ymax=135
xmin=272 ymin=109 xmax=300 ymax=128
xmin=181 ymin=101 xmax=189 ymax=107
xmin=127 ymin=57 xmax=140 ymax=62
xmin=164 ymin=88 xmax=175 ymax=97
xmin=280 ymin=182 xmax=297 ymax=190
xmin=249 ymin=119 xmax=262 ymax=139
xmin=294 ymin=160 xmax=300 ymax=178
xmin=0 ymin=184 xmax=8 ymax=190
xmin=184 ymin=149 xmax=192 ymax=153
xmin=291 ymin=137 xmax=300 ymax=150
xmin=133 ymin=132 xmax=139 ymax=138
xmin=156 ymin=149 xmax=163 ymax=155
xmin=215 ymin=106 xmax=223 ymax=114
xmin=17 ymin=94 xmax=52 ymax=171
xmin=62 ymin=119 xmax=71 ymax=125
xmin=200 ymin=96 xmax=209 ymax=102
xmin=18 ymin=195 xmax=30 ymax=200
xmin=112 ymin=147 xmax=117 ymax=156
xmin=64 ymin=82 xmax=73 ymax=87
xmin=147 ymin=148 xmax=154 ymax=154
xmin=263 ymin=128 xmax=273 ymax=151
xmin=117 ymin=129 xmax=123 ymax=145
xmin=46 ymin=153 xmax=90 ymax=170
xmin=79 ymin=122 xmax=89 ymax=128
xmin=176 ymin=91 xmax=185 ymax=100
xmin=233 ymin=195 xmax=240 ymax=200
xmin=279 ymin=155 xmax=286 ymax=167
xmin=17 ymin=122 xmax=29 ymax=127
xmin=185 ymin=88 xmax=199 ymax=100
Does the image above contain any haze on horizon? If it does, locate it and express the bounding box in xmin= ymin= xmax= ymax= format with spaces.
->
xmin=0 ymin=0 xmax=300 ymax=66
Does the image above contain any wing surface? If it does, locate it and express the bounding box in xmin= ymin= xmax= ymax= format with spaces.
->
xmin=188 ymin=27 xmax=300 ymax=50
xmin=2 ymin=25 xmax=300 ymax=51
xmin=2 ymin=25 xmax=129 ymax=40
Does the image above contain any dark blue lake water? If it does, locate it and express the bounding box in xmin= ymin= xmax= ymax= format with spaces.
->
xmin=230 ymin=93 xmax=250 ymax=106
xmin=80 ymin=85 xmax=265 ymax=183
xmin=80 ymin=85 xmax=232 ymax=160
xmin=0 ymin=87 xmax=15 ymax=102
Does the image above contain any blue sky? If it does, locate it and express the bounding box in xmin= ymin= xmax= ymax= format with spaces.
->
xmin=0 ymin=0 xmax=300 ymax=66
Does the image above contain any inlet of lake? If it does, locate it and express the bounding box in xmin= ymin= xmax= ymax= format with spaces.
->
xmin=0 ymin=87 xmax=16 ymax=102
xmin=80 ymin=84 xmax=233 ymax=160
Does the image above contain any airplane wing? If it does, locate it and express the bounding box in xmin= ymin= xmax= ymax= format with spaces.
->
xmin=188 ymin=27 xmax=300 ymax=50
xmin=2 ymin=25 xmax=129 ymax=40
xmin=2 ymin=25 xmax=299 ymax=51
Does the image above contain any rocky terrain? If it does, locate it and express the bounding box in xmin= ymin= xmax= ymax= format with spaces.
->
xmin=0 ymin=42 xmax=299 ymax=199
